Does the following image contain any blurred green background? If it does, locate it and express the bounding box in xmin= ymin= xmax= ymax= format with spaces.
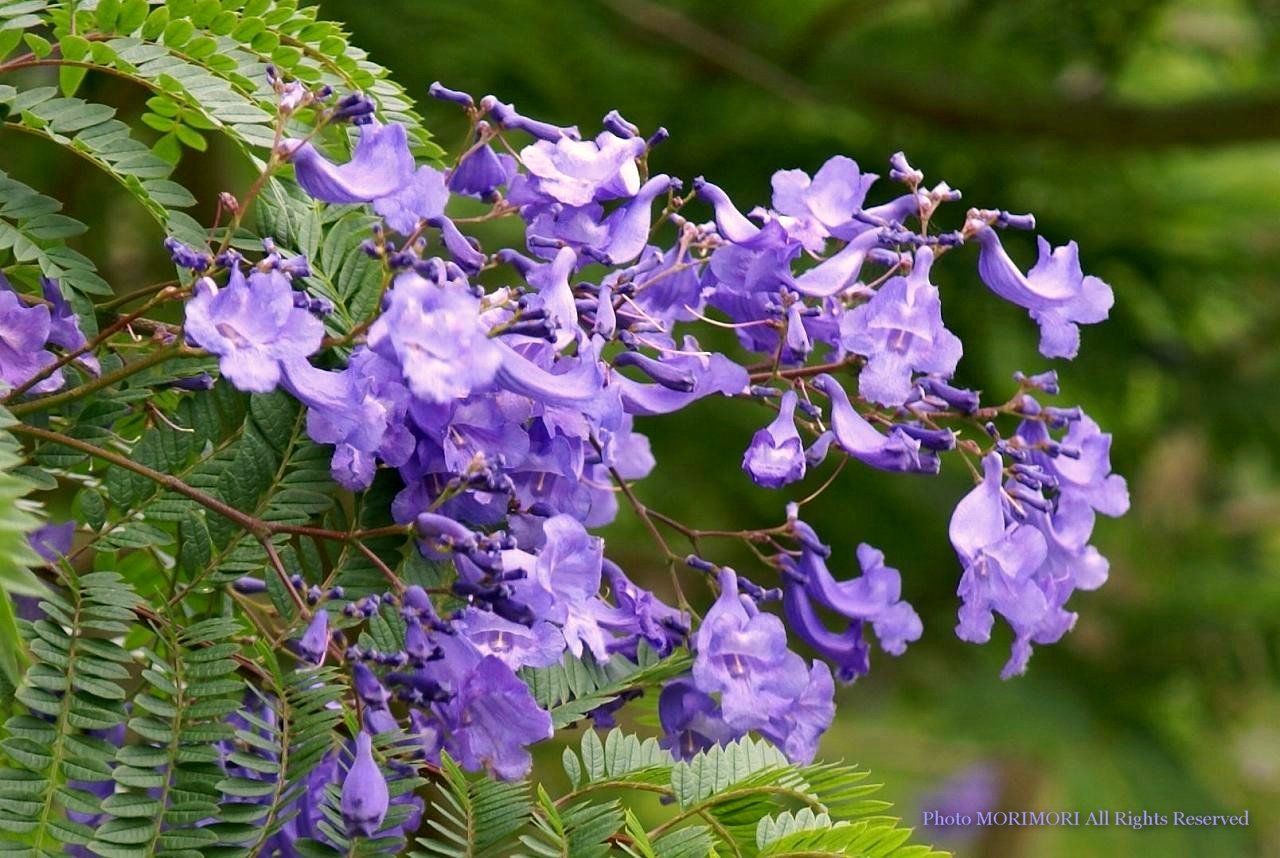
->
xmin=10 ymin=0 xmax=1280 ymax=854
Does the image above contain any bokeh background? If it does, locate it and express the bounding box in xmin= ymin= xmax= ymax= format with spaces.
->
xmin=9 ymin=0 xmax=1280 ymax=855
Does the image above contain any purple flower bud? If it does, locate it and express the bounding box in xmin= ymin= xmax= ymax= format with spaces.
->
xmin=1014 ymin=369 xmax=1060 ymax=394
xmin=612 ymin=351 xmax=696 ymax=392
xmin=353 ymin=662 xmax=391 ymax=708
xmin=164 ymin=237 xmax=212 ymax=272
xmin=485 ymin=97 xmax=581 ymax=141
xmin=918 ymin=377 xmax=980 ymax=413
xmin=297 ymin=609 xmax=330 ymax=665
xmin=888 ymin=151 xmax=923 ymax=185
xmin=742 ymin=390 xmax=806 ymax=488
xmin=898 ymin=424 xmax=957 ymax=451
xmin=602 ymin=109 xmax=640 ymax=138
xmin=341 ymin=732 xmax=389 ymax=837
xmin=428 ymin=81 xmax=475 ymax=108
xmin=997 ymin=210 xmax=1036 ymax=230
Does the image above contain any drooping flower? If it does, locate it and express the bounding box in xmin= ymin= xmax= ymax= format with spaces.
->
xmin=40 ymin=278 xmax=98 ymax=375
xmin=437 ymin=654 xmax=554 ymax=780
xmin=812 ymin=374 xmax=940 ymax=474
xmin=341 ymin=732 xmax=390 ymax=837
xmin=454 ymin=607 xmax=566 ymax=670
xmin=970 ymin=222 xmax=1113 ymax=359
xmin=368 ymin=270 xmax=503 ymax=403
xmin=742 ymin=390 xmax=806 ymax=488
xmin=284 ymin=121 xmax=414 ymax=205
xmin=949 ymin=454 xmax=1050 ymax=676
xmin=692 ymin=568 xmax=808 ymax=731
xmin=297 ymin=609 xmax=330 ymax=665
xmin=841 ymin=247 xmax=962 ymax=406
xmin=183 ymin=267 xmax=323 ymax=394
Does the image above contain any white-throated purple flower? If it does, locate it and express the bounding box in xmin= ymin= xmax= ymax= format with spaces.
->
xmin=812 ymin=374 xmax=940 ymax=474
xmin=183 ymin=267 xmax=322 ymax=394
xmin=454 ymin=607 xmax=565 ymax=670
xmin=742 ymin=390 xmax=806 ymax=488
xmin=341 ymin=732 xmax=389 ymax=837
xmin=0 ymin=287 xmax=61 ymax=394
xmin=970 ymin=221 xmax=1113 ymax=359
xmin=368 ymin=270 xmax=503 ymax=404
xmin=692 ymin=567 xmax=809 ymax=732
xmin=841 ymin=247 xmax=962 ymax=406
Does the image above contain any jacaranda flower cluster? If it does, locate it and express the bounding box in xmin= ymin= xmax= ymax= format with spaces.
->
xmin=142 ymin=75 xmax=1126 ymax=842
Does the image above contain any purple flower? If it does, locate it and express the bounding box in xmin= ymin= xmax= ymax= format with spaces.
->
xmin=841 ymin=247 xmax=962 ymax=406
xmin=692 ymin=568 xmax=808 ymax=731
xmin=520 ymin=132 xmax=646 ymax=206
xmin=785 ymin=540 xmax=922 ymax=660
xmin=284 ymin=121 xmax=414 ymax=204
xmin=183 ymin=267 xmax=322 ymax=394
xmin=742 ymin=390 xmax=806 ymax=488
xmin=757 ymin=661 xmax=834 ymax=764
xmin=341 ymin=732 xmax=389 ymax=837
xmin=970 ymin=223 xmax=1113 ymax=359
xmin=375 ymin=165 xmax=448 ymax=235
xmin=297 ymin=609 xmax=330 ymax=665
xmin=450 ymin=129 xmax=518 ymax=198
xmin=527 ymin=514 xmax=612 ymax=659
xmin=439 ymin=655 xmax=554 ymax=780
xmin=949 ymin=454 xmax=1050 ymax=676
xmin=812 ymin=374 xmax=940 ymax=474
xmin=601 ymin=560 xmax=688 ymax=656
xmin=368 ymin=271 xmax=503 ymax=403
xmin=29 ymin=521 xmax=74 ymax=563
xmin=614 ymin=338 xmax=749 ymax=416
xmin=659 ymin=679 xmax=739 ymax=760
xmin=0 ymin=288 xmax=61 ymax=394
xmin=454 ymin=607 xmax=566 ymax=670
xmin=41 ymin=278 xmax=98 ymax=375
xmin=771 ymin=156 xmax=877 ymax=245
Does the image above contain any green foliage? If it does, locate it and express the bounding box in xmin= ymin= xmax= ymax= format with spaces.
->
xmin=408 ymin=728 xmax=945 ymax=858
xmin=0 ymin=570 xmax=137 ymax=856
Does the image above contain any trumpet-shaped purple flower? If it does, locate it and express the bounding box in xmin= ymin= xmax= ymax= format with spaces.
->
xmin=949 ymin=454 xmax=1050 ymax=675
xmin=297 ymin=609 xmax=330 ymax=665
xmin=693 ymin=568 xmax=808 ymax=731
xmin=0 ymin=288 xmax=61 ymax=394
xmin=971 ymin=224 xmax=1113 ymax=359
xmin=813 ymin=374 xmax=940 ymax=474
xmin=184 ymin=267 xmax=323 ymax=393
xmin=369 ymin=271 xmax=503 ymax=403
xmin=440 ymin=655 xmax=554 ymax=780
xmin=454 ymin=607 xmax=566 ymax=669
xmin=742 ymin=390 xmax=806 ymax=488
xmin=786 ymin=540 xmax=922 ymax=660
xmin=284 ymin=121 xmax=414 ymax=204
xmin=520 ymin=132 xmax=646 ymax=206
xmin=841 ymin=247 xmax=962 ymax=406
xmin=375 ymin=165 xmax=448 ymax=235
xmin=341 ymin=732 xmax=389 ymax=837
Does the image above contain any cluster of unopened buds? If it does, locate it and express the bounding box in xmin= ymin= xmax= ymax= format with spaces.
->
xmin=11 ymin=69 xmax=1128 ymax=845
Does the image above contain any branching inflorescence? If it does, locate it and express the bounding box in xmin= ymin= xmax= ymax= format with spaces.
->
xmin=1 ymin=30 xmax=1126 ymax=855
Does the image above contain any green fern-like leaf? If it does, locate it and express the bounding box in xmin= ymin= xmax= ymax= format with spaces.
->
xmin=0 ymin=570 xmax=137 ymax=856
xmin=415 ymin=752 xmax=532 ymax=858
